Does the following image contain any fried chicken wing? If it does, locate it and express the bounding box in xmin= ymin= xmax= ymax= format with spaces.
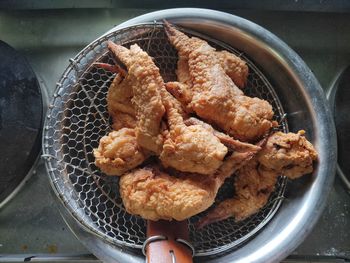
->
xmin=197 ymin=131 xmax=318 ymax=228
xmin=188 ymin=46 xmax=275 ymax=142
xmin=164 ymin=21 xmax=275 ymax=142
xmin=93 ymin=27 xmax=319 ymax=229
xmin=258 ymin=130 xmax=318 ymax=179
xmin=94 ymin=63 xmax=136 ymax=131
xmin=183 ymin=117 xmax=262 ymax=152
xmin=120 ymin=147 xmax=259 ymax=221
xmin=94 ymin=128 xmax=147 ymax=176
xmin=110 ymin=112 xmax=136 ymax=131
xmin=160 ymin=97 xmax=228 ymax=175
xmin=216 ymin=50 xmax=249 ymax=88
xmin=165 ymin=82 xmax=193 ymax=113
xmin=197 ymin=161 xmax=278 ymax=228
xmin=107 ymin=73 xmax=136 ymax=130
xmin=164 ymin=21 xmax=248 ymax=88
xmin=176 ymin=56 xmax=192 ymax=87
xmin=107 ymin=41 xmax=165 ymax=153
xmin=120 ymin=165 xmax=217 ymax=221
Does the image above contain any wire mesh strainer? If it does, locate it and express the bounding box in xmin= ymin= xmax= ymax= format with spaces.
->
xmin=42 ymin=22 xmax=288 ymax=257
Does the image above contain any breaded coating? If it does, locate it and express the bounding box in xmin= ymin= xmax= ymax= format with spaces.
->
xmin=94 ymin=128 xmax=147 ymax=176
xmin=188 ymin=47 xmax=274 ymax=142
xmin=164 ymin=21 xmax=248 ymax=88
xmin=197 ymin=131 xmax=318 ymax=228
xmin=216 ymin=50 xmax=248 ymax=88
xmin=119 ymin=166 xmax=218 ymax=221
xmin=160 ymin=96 xmax=228 ymax=174
xmin=176 ymin=57 xmax=192 ymax=87
xmin=94 ymin=63 xmax=136 ymax=131
xmin=111 ymin=112 xmax=136 ymax=131
xmin=164 ymin=21 xmax=275 ymax=142
xmin=120 ymin=147 xmax=260 ymax=221
xmin=183 ymin=117 xmax=262 ymax=152
xmin=107 ymin=41 xmax=165 ymax=154
xmin=197 ymin=161 xmax=277 ymax=228
xmin=258 ymin=130 xmax=318 ymax=179
xmin=107 ymin=73 xmax=136 ymax=130
xmin=92 ymin=27 xmax=319 ymax=225
xmin=165 ymin=81 xmax=193 ymax=113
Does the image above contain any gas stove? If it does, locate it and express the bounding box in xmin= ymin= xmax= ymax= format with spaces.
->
xmin=0 ymin=6 xmax=349 ymax=263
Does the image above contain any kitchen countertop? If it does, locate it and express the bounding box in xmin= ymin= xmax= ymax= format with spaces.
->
xmin=0 ymin=8 xmax=349 ymax=262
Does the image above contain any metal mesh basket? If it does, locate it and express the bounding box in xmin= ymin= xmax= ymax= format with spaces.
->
xmin=42 ymin=22 xmax=288 ymax=257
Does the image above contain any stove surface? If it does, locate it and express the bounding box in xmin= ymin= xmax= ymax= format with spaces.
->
xmin=0 ymin=7 xmax=349 ymax=263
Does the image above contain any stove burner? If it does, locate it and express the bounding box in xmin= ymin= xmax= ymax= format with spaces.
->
xmin=0 ymin=41 xmax=43 ymax=205
xmin=328 ymin=66 xmax=350 ymax=192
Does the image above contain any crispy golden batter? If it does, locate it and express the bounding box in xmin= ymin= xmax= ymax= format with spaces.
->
xmin=176 ymin=57 xmax=192 ymax=87
xmin=216 ymin=50 xmax=249 ymax=89
xmin=107 ymin=42 xmax=227 ymax=174
xmin=94 ymin=63 xmax=136 ymax=131
xmin=197 ymin=131 xmax=318 ymax=228
xmin=165 ymin=82 xmax=193 ymax=113
xmin=160 ymin=98 xmax=228 ymax=175
xmin=188 ymin=47 xmax=274 ymax=142
xmin=119 ymin=166 xmax=218 ymax=221
xmin=258 ymin=130 xmax=318 ymax=179
xmin=184 ymin=117 xmax=262 ymax=152
xmin=164 ymin=21 xmax=275 ymax=142
xmin=164 ymin=21 xmax=248 ymax=88
xmin=107 ymin=41 xmax=165 ymax=154
xmin=110 ymin=112 xmax=136 ymax=131
xmin=197 ymin=161 xmax=277 ymax=228
xmin=94 ymin=128 xmax=147 ymax=176
xmin=106 ymin=73 xmax=136 ymax=130
xmin=120 ymin=147 xmax=259 ymax=221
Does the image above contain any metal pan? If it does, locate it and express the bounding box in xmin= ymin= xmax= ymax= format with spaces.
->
xmin=43 ymin=8 xmax=336 ymax=263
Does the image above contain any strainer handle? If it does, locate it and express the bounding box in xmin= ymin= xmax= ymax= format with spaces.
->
xmin=144 ymin=220 xmax=194 ymax=263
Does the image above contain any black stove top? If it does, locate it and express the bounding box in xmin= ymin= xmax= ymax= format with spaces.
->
xmin=0 ymin=41 xmax=42 ymax=205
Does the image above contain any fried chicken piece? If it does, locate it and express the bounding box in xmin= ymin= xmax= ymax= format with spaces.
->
xmin=94 ymin=128 xmax=147 ymax=176
xmin=120 ymin=146 xmax=260 ymax=221
xmin=176 ymin=56 xmax=192 ymax=87
xmin=165 ymin=82 xmax=193 ymax=113
xmin=189 ymin=46 xmax=274 ymax=142
xmin=183 ymin=117 xmax=262 ymax=152
xmin=216 ymin=50 xmax=248 ymax=88
xmin=164 ymin=21 xmax=248 ymax=88
xmin=197 ymin=131 xmax=318 ymax=228
xmin=107 ymin=41 xmax=165 ymax=154
xmin=164 ymin=21 xmax=275 ymax=142
xmin=120 ymin=165 xmax=217 ymax=221
xmin=159 ymin=96 xmax=228 ymax=175
xmin=94 ymin=63 xmax=136 ymax=131
xmin=107 ymin=73 xmax=136 ymax=130
xmin=197 ymin=161 xmax=278 ymax=228
xmin=258 ymin=130 xmax=318 ymax=179
xmin=111 ymin=112 xmax=136 ymax=131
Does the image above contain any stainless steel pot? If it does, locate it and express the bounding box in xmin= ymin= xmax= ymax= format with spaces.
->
xmin=55 ymin=8 xmax=336 ymax=263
